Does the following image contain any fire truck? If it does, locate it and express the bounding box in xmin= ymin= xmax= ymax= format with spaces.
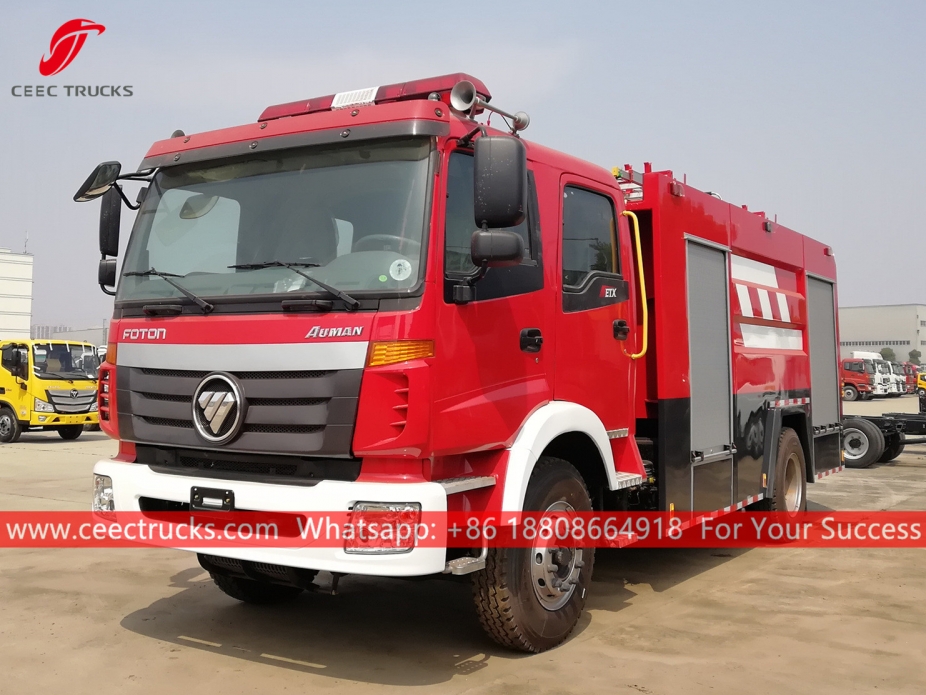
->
xmin=77 ymin=73 xmax=843 ymax=652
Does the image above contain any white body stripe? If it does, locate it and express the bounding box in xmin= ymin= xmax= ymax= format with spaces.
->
xmin=735 ymin=284 xmax=754 ymax=317
xmin=815 ymin=464 xmax=845 ymax=479
xmin=771 ymin=397 xmax=811 ymax=408
xmin=757 ymin=288 xmax=774 ymax=319
xmin=740 ymin=325 xmax=803 ymax=350
xmin=776 ymin=292 xmax=791 ymax=322
xmin=118 ymin=342 xmax=369 ymax=371
xmin=731 ymin=255 xmax=779 ymax=287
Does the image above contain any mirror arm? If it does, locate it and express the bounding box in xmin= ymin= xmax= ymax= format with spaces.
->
xmin=113 ymin=183 xmax=141 ymax=211
xmin=456 ymin=125 xmax=486 ymax=148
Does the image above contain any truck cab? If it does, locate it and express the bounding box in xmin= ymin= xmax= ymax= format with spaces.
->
xmin=0 ymin=339 xmax=100 ymax=442
xmin=840 ymin=358 xmax=875 ymax=401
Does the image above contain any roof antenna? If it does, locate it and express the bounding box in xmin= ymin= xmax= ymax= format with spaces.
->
xmin=23 ymin=229 xmax=29 ymax=254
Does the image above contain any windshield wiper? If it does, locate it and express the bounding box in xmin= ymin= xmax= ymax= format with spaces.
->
xmin=123 ymin=268 xmax=214 ymax=314
xmin=228 ymin=260 xmax=360 ymax=311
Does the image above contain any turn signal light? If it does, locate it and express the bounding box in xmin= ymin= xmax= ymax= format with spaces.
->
xmin=105 ymin=342 xmax=117 ymax=365
xmin=367 ymin=340 xmax=434 ymax=367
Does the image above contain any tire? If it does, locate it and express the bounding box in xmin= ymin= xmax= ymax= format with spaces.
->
xmin=210 ymin=573 xmax=303 ymax=604
xmin=0 ymin=406 xmax=22 ymax=444
xmin=917 ymin=388 xmax=925 ymax=397
xmin=472 ymin=457 xmax=594 ymax=653
xmin=842 ymin=418 xmax=885 ymax=468
xmin=878 ymin=433 xmax=905 ymax=463
xmin=57 ymin=425 xmax=83 ymax=440
xmin=761 ymin=427 xmax=807 ymax=514
xmin=842 ymin=385 xmax=858 ymax=401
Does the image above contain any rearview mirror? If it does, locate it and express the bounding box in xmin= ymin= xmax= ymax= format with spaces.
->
xmin=180 ymin=194 xmax=219 ymax=219
xmin=74 ymin=161 xmax=122 ymax=202
xmin=98 ymin=258 xmax=117 ymax=290
xmin=11 ymin=348 xmax=28 ymax=380
xmin=99 ymin=187 xmax=121 ymax=257
xmin=471 ymin=229 xmax=524 ymax=267
xmin=473 ymin=136 xmax=527 ymax=229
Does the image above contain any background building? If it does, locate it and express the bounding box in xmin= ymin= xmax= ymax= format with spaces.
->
xmin=0 ymin=248 xmax=34 ymax=340
xmin=32 ymin=324 xmax=72 ymax=339
xmin=838 ymin=304 xmax=925 ymax=361
xmin=51 ymin=326 xmax=108 ymax=346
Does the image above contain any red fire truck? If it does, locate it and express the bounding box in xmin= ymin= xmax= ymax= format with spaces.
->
xmin=77 ymin=73 xmax=844 ymax=652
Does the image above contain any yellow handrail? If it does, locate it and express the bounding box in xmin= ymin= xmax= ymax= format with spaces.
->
xmin=621 ymin=210 xmax=648 ymax=360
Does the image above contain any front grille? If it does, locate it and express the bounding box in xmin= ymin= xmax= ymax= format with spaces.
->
xmin=137 ymin=444 xmax=361 ymax=485
xmin=140 ymin=416 xmax=194 ymax=429
xmin=119 ymin=365 xmax=362 ymax=456
xmin=242 ymin=424 xmax=324 ymax=434
xmin=45 ymin=388 xmax=97 ymax=414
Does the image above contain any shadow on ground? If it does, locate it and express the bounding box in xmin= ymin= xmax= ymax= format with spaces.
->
xmin=120 ymin=547 xmax=744 ymax=686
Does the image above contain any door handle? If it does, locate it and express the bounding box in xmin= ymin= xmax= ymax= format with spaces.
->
xmin=613 ymin=319 xmax=630 ymax=341
xmin=520 ymin=328 xmax=543 ymax=353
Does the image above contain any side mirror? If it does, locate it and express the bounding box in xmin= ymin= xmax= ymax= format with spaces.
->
xmin=471 ymin=229 xmax=524 ymax=267
xmin=74 ymin=161 xmax=122 ymax=202
xmin=99 ymin=187 xmax=121 ymax=257
xmin=11 ymin=348 xmax=28 ymax=380
xmin=98 ymin=258 xmax=118 ymax=292
xmin=473 ymin=136 xmax=527 ymax=229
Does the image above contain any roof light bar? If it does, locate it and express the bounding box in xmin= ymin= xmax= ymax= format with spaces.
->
xmin=258 ymin=73 xmax=491 ymax=122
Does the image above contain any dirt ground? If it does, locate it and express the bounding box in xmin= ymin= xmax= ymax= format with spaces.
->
xmin=1 ymin=399 xmax=924 ymax=695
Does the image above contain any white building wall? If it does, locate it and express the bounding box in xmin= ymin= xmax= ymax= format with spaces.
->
xmin=0 ymin=248 xmax=34 ymax=340
xmin=838 ymin=304 xmax=926 ymax=360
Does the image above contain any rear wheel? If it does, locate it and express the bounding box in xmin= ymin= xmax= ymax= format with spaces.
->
xmin=761 ymin=428 xmax=807 ymax=514
xmin=842 ymin=418 xmax=884 ymax=468
xmin=472 ymin=457 xmax=594 ymax=652
xmin=842 ymin=385 xmax=858 ymax=401
xmin=0 ymin=407 xmax=22 ymax=444
xmin=878 ymin=433 xmax=905 ymax=463
xmin=57 ymin=425 xmax=83 ymax=440
xmin=210 ymin=573 xmax=304 ymax=604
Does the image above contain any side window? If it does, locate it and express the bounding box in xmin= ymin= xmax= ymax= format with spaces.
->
xmin=0 ymin=345 xmax=13 ymax=374
xmin=562 ymin=186 xmax=619 ymax=287
xmin=444 ymin=152 xmax=531 ymax=274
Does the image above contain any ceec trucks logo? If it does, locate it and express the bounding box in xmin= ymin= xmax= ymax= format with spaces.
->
xmin=39 ymin=19 xmax=105 ymax=76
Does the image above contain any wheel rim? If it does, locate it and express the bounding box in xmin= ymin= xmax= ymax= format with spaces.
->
xmin=530 ymin=501 xmax=583 ymax=611
xmin=0 ymin=414 xmax=11 ymax=438
xmin=843 ymin=386 xmax=857 ymax=400
xmin=783 ymin=452 xmax=803 ymax=512
xmin=843 ymin=427 xmax=869 ymax=461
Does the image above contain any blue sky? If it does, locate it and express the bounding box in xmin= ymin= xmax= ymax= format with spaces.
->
xmin=1 ymin=0 xmax=923 ymax=327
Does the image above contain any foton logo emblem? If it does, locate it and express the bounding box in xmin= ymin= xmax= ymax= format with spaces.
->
xmin=305 ymin=326 xmax=364 ymax=338
xmin=122 ymin=328 xmax=167 ymax=340
xmin=39 ymin=19 xmax=106 ymax=76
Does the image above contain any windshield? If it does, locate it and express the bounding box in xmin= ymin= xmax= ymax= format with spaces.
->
xmin=118 ymin=138 xmax=432 ymax=304
xmin=876 ymin=362 xmax=890 ymax=374
xmin=32 ymin=343 xmax=100 ymax=380
xmin=862 ymin=361 xmax=874 ymax=374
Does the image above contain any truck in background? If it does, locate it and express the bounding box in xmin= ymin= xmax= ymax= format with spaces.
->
xmin=841 ymin=357 xmax=877 ymax=400
xmin=0 ymin=339 xmax=100 ymax=442
xmin=77 ymin=73 xmax=844 ymax=652
xmin=851 ymin=351 xmax=894 ymax=397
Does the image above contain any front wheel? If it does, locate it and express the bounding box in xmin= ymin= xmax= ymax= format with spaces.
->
xmin=472 ymin=457 xmax=594 ymax=653
xmin=842 ymin=385 xmax=858 ymax=401
xmin=0 ymin=407 xmax=22 ymax=443
xmin=57 ymin=425 xmax=83 ymax=440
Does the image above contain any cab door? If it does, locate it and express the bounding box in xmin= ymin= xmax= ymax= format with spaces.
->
xmin=0 ymin=342 xmax=31 ymax=422
xmin=553 ymin=177 xmax=640 ymax=475
xmin=430 ymin=149 xmax=551 ymax=454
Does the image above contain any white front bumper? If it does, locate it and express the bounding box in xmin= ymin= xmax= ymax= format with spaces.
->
xmin=93 ymin=460 xmax=448 ymax=577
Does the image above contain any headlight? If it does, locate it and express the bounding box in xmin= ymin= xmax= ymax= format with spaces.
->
xmin=34 ymin=398 xmax=55 ymax=413
xmin=92 ymin=474 xmax=114 ymax=512
xmin=344 ymin=502 xmax=421 ymax=554
xmin=90 ymin=402 xmax=99 ymax=412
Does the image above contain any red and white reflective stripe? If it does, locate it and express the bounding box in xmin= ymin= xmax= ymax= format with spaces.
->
xmin=815 ymin=465 xmax=845 ymax=480
xmin=771 ymin=397 xmax=811 ymax=408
